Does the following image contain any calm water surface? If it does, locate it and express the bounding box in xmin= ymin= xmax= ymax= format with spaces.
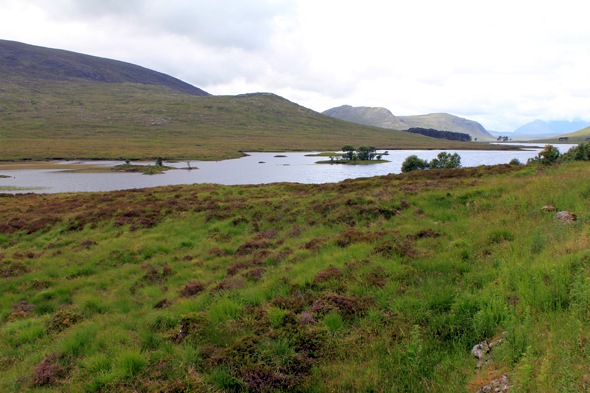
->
xmin=0 ymin=144 xmax=576 ymax=194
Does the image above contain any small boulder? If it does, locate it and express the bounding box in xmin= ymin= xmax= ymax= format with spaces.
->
xmin=554 ymin=211 xmax=577 ymax=224
xmin=541 ymin=205 xmax=557 ymax=212
xmin=471 ymin=341 xmax=490 ymax=360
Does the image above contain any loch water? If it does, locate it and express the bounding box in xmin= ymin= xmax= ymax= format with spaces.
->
xmin=0 ymin=144 xmax=577 ymax=194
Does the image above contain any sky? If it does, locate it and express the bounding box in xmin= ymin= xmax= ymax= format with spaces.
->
xmin=1 ymin=0 xmax=589 ymax=132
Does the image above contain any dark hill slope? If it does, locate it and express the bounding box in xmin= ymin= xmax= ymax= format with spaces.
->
xmin=0 ymin=40 xmax=209 ymax=96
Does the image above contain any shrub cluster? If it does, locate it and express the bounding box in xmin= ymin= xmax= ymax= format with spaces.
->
xmin=401 ymin=152 xmax=462 ymax=172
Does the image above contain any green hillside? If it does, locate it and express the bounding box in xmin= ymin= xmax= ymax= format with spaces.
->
xmin=0 ymin=79 xmax=512 ymax=161
xmin=0 ymin=41 xmax=517 ymax=161
xmin=538 ymin=126 xmax=590 ymax=144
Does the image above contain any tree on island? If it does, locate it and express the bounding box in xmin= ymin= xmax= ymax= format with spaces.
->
xmin=341 ymin=145 xmax=355 ymax=160
xmin=340 ymin=145 xmax=378 ymax=161
xmin=357 ymin=146 xmax=377 ymax=160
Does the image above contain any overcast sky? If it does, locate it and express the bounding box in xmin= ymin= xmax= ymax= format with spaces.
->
xmin=1 ymin=0 xmax=589 ymax=131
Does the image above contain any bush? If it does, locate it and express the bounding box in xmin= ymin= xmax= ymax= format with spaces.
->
xmin=401 ymin=155 xmax=429 ymax=172
xmin=538 ymin=145 xmax=560 ymax=165
xmin=429 ymin=152 xmax=461 ymax=169
xmin=509 ymin=158 xmax=522 ymax=165
xmin=562 ymin=142 xmax=590 ymax=161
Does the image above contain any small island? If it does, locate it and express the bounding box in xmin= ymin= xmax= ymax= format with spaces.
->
xmin=315 ymin=145 xmax=389 ymax=165
xmin=111 ymin=158 xmax=175 ymax=175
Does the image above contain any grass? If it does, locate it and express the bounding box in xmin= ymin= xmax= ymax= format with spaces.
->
xmin=0 ymin=161 xmax=589 ymax=391
xmin=0 ymin=186 xmax=48 ymax=191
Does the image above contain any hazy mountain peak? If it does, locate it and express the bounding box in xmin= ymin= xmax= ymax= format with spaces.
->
xmin=513 ymin=119 xmax=554 ymax=135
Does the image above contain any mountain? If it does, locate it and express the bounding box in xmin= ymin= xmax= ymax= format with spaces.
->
xmin=322 ymin=105 xmax=408 ymax=129
xmin=322 ymin=105 xmax=495 ymax=141
xmin=513 ymin=120 xmax=557 ymax=135
xmin=397 ymin=113 xmax=493 ymax=141
xmin=0 ymin=39 xmax=209 ymax=96
xmin=322 ymin=105 xmax=494 ymax=141
xmin=510 ymin=119 xmax=590 ymax=137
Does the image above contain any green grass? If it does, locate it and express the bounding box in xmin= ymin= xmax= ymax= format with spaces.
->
xmin=0 ymin=186 xmax=48 ymax=191
xmin=1 ymin=162 xmax=590 ymax=391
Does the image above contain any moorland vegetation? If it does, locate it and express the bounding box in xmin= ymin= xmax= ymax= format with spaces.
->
xmin=1 ymin=148 xmax=590 ymax=391
xmin=2 ymin=40 xmax=590 ymax=393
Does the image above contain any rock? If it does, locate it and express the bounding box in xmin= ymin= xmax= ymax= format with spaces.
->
xmin=554 ymin=211 xmax=577 ymax=223
xmin=541 ymin=204 xmax=557 ymax=212
xmin=471 ymin=341 xmax=490 ymax=360
xmin=475 ymin=374 xmax=512 ymax=392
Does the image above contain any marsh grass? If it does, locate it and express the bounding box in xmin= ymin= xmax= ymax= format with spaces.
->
xmin=2 ymin=162 xmax=590 ymax=391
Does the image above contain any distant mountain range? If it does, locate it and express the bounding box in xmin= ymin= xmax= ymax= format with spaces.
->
xmin=322 ymin=105 xmax=495 ymax=141
xmin=0 ymin=39 xmax=209 ymax=96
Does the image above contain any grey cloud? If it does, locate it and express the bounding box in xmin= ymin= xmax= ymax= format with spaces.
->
xmin=40 ymin=0 xmax=298 ymax=52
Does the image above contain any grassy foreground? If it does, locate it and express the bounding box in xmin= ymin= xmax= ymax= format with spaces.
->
xmin=1 ymin=162 xmax=589 ymax=392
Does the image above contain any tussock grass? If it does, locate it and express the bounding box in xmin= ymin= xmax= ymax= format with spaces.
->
xmin=1 ymin=162 xmax=590 ymax=391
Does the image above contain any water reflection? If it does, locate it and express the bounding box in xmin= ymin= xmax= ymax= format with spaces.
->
xmin=0 ymin=144 xmax=577 ymax=194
